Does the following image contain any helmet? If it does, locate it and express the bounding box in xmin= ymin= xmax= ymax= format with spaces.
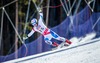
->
xmin=31 ymin=18 xmax=37 ymax=26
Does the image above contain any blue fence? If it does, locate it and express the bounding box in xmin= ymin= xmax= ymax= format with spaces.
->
xmin=0 ymin=6 xmax=100 ymax=62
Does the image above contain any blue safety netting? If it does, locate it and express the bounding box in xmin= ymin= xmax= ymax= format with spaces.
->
xmin=0 ymin=6 xmax=100 ymax=62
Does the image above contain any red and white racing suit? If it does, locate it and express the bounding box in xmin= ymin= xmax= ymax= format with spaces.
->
xmin=27 ymin=13 xmax=71 ymax=47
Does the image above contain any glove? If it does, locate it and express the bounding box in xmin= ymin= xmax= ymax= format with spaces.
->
xmin=37 ymin=7 xmax=42 ymax=12
xmin=23 ymin=36 xmax=28 ymax=40
xmin=23 ymin=34 xmax=28 ymax=40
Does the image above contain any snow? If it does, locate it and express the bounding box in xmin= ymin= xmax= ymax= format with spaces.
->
xmin=4 ymin=33 xmax=100 ymax=63
xmin=68 ymin=32 xmax=96 ymax=47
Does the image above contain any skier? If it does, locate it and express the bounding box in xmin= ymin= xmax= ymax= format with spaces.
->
xmin=23 ymin=9 xmax=72 ymax=47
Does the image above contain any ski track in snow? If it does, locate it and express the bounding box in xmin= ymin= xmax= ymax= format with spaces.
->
xmin=69 ymin=32 xmax=96 ymax=47
xmin=4 ymin=32 xmax=100 ymax=63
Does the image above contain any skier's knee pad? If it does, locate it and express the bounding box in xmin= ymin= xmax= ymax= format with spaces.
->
xmin=44 ymin=38 xmax=52 ymax=45
xmin=50 ymin=30 xmax=59 ymax=38
xmin=45 ymin=40 xmax=52 ymax=45
xmin=60 ymin=37 xmax=66 ymax=41
xmin=56 ymin=37 xmax=66 ymax=41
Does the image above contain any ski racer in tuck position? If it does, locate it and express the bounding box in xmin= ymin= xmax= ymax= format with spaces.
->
xmin=23 ymin=9 xmax=72 ymax=48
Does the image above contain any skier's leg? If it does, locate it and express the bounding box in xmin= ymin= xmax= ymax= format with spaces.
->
xmin=50 ymin=30 xmax=72 ymax=45
xmin=55 ymin=36 xmax=72 ymax=45
xmin=44 ymin=37 xmax=59 ymax=47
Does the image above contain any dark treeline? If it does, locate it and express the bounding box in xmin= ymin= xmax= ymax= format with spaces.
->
xmin=0 ymin=0 xmax=100 ymax=55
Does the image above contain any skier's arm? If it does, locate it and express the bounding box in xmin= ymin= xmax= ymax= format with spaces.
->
xmin=27 ymin=29 xmax=35 ymax=37
xmin=23 ymin=29 xmax=35 ymax=40
xmin=39 ymin=12 xmax=43 ymax=21
xmin=37 ymin=7 xmax=47 ymax=28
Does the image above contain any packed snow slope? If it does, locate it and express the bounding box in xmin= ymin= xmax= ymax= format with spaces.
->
xmin=4 ymin=36 xmax=100 ymax=63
